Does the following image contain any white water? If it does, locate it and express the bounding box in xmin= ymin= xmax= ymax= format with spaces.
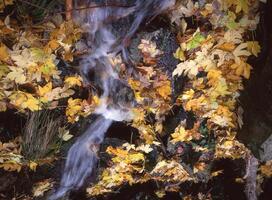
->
xmin=50 ymin=1 xmax=175 ymax=199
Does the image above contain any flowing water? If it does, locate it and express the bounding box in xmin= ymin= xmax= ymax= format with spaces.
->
xmin=50 ymin=0 xmax=175 ymax=199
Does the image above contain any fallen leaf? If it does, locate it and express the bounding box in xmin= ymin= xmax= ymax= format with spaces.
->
xmin=6 ymin=67 xmax=27 ymax=84
xmin=0 ymin=43 xmax=9 ymax=62
xmin=247 ymin=41 xmax=261 ymax=57
xmin=33 ymin=179 xmax=54 ymax=197
xmin=64 ymin=76 xmax=82 ymax=87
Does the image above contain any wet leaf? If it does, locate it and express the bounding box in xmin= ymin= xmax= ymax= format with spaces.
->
xmin=247 ymin=41 xmax=261 ymax=57
xmin=64 ymin=76 xmax=82 ymax=87
xmin=33 ymin=179 xmax=54 ymax=197
xmin=6 ymin=67 xmax=27 ymax=84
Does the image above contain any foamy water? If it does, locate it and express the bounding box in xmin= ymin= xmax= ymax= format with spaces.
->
xmin=50 ymin=1 xmax=175 ymax=199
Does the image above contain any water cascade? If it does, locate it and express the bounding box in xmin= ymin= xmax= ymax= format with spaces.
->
xmin=50 ymin=0 xmax=175 ymax=199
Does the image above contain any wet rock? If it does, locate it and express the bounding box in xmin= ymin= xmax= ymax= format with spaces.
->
xmin=259 ymin=134 xmax=272 ymax=162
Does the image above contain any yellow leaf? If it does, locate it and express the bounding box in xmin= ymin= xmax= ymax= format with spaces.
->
xmin=174 ymin=47 xmax=185 ymax=61
xmin=217 ymin=42 xmax=236 ymax=52
xmin=247 ymin=41 xmax=261 ymax=57
xmin=29 ymin=161 xmax=38 ymax=171
xmin=171 ymin=126 xmax=192 ymax=143
xmin=0 ymin=44 xmax=9 ymax=62
xmin=47 ymin=40 xmax=60 ymax=51
xmin=181 ymin=89 xmax=195 ymax=100
xmin=156 ymin=82 xmax=171 ymax=100
xmin=209 ymin=77 xmax=231 ymax=99
xmin=66 ymin=98 xmax=83 ymax=123
xmin=260 ymin=160 xmax=272 ymax=177
xmin=207 ymin=69 xmax=222 ymax=86
xmin=64 ymin=76 xmax=82 ymax=88
xmin=211 ymin=170 xmax=224 ymax=177
xmin=23 ymin=97 xmax=41 ymax=111
xmin=9 ymin=92 xmax=41 ymax=111
xmin=231 ymin=61 xmax=252 ymax=79
xmin=235 ymin=178 xmax=244 ymax=183
xmin=155 ymin=190 xmax=166 ymax=198
xmin=235 ymin=0 xmax=249 ymax=14
xmin=38 ymin=82 xmax=53 ymax=97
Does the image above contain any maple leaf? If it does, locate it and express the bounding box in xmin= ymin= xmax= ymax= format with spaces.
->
xmin=0 ymin=43 xmax=9 ymax=62
xmin=217 ymin=43 xmax=236 ymax=52
xmin=171 ymin=126 xmax=192 ymax=143
xmin=209 ymin=77 xmax=231 ymax=99
xmin=233 ymin=43 xmax=251 ymax=63
xmin=211 ymin=49 xmax=234 ymax=67
xmin=223 ymin=29 xmax=243 ymax=44
xmin=6 ymin=67 xmax=27 ymax=84
xmin=32 ymin=179 xmax=54 ymax=197
xmin=64 ymin=76 xmax=82 ymax=88
xmin=184 ymin=95 xmax=208 ymax=112
xmin=239 ymin=15 xmax=260 ymax=30
xmin=46 ymin=39 xmax=60 ymax=52
xmin=151 ymin=160 xmax=192 ymax=182
xmin=234 ymin=0 xmax=249 ymax=14
xmin=136 ymin=144 xmax=153 ymax=154
xmin=247 ymin=41 xmax=261 ymax=57
xmin=60 ymin=131 xmax=73 ymax=141
xmin=155 ymin=82 xmax=171 ymax=100
xmin=10 ymin=49 xmax=36 ymax=68
xmin=207 ymin=69 xmax=222 ymax=87
xmin=38 ymin=82 xmax=53 ymax=97
xmin=138 ymin=39 xmax=161 ymax=58
xmin=186 ymin=29 xmax=206 ymax=50
xmin=180 ymin=89 xmax=195 ymax=100
xmin=173 ymin=60 xmax=199 ymax=79
xmin=44 ymin=85 xmax=74 ymax=102
xmin=0 ymin=64 xmax=10 ymax=78
xmin=9 ymin=91 xmax=41 ymax=111
xmin=205 ymin=105 xmax=235 ymax=127
xmin=40 ymin=59 xmax=61 ymax=81
xmin=171 ymin=0 xmax=195 ymax=21
xmin=215 ymin=139 xmax=248 ymax=159
xmin=174 ymin=47 xmax=185 ymax=61
xmin=29 ymin=161 xmax=38 ymax=171
xmin=230 ymin=61 xmax=252 ymax=79
xmin=66 ymin=98 xmax=82 ymax=123
xmin=260 ymin=160 xmax=272 ymax=177
xmin=223 ymin=0 xmax=249 ymax=14
xmin=65 ymin=98 xmax=94 ymax=123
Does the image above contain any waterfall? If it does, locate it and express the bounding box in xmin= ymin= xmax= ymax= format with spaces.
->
xmin=50 ymin=1 xmax=175 ymax=199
